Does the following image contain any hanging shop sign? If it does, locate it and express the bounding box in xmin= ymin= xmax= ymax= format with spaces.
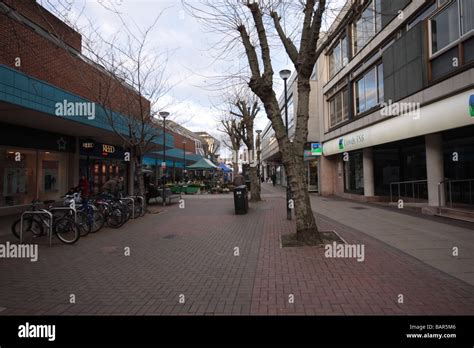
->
xmin=311 ymin=143 xmax=323 ymax=156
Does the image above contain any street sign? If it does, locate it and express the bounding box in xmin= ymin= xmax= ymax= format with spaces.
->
xmin=161 ymin=162 xmax=166 ymax=169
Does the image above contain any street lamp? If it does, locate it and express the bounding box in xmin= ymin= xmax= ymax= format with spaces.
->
xmin=182 ymin=139 xmax=187 ymax=181
xmin=279 ymin=69 xmax=292 ymax=220
xmin=160 ymin=111 xmax=170 ymax=206
xmin=256 ymin=129 xmax=262 ymax=188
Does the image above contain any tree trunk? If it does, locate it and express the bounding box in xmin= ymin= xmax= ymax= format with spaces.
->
xmin=286 ymin=157 xmax=321 ymax=243
xmin=132 ymin=154 xmax=146 ymax=211
xmin=249 ymin=164 xmax=261 ymax=202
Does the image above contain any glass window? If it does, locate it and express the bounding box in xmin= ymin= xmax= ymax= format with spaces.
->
xmin=0 ymin=147 xmax=37 ymax=207
xmin=328 ymin=87 xmax=349 ymax=128
xmin=38 ymin=151 xmax=69 ymax=202
xmin=354 ymin=1 xmax=375 ymax=54
xmin=328 ymin=36 xmax=348 ymax=78
xmin=344 ymin=150 xmax=364 ymax=194
xmin=377 ymin=63 xmax=384 ymax=103
xmin=461 ymin=0 xmax=474 ymax=34
xmin=365 ymin=67 xmax=377 ymax=110
xmin=355 ymin=63 xmax=383 ymax=114
xmin=431 ymin=1 xmax=460 ymax=53
xmin=356 ymin=76 xmax=366 ymax=113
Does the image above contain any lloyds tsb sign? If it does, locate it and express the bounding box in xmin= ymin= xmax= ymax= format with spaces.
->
xmin=339 ymin=134 xmax=366 ymax=151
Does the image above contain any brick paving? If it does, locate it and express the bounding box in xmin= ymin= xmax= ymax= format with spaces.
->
xmin=0 ymin=190 xmax=473 ymax=315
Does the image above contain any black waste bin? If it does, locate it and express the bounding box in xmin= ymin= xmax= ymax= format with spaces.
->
xmin=234 ymin=185 xmax=248 ymax=214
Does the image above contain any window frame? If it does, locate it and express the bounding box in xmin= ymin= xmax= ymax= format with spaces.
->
xmin=327 ymin=85 xmax=349 ymax=128
xmin=354 ymin=62 xmax=384 ymax=115
xmin=428 ymin=0 xmax=473 ymax=58
xmin=352 ymin=0 xmax=382 ymax=55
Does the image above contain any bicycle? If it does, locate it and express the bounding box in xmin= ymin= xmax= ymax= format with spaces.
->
xmin=11 ymin=200 xmax=81 ymax=244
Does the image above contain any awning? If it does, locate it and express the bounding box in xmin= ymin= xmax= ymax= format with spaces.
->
xmin=187 ymin=158 xmax=217 ymax=170
xmin=217 ymin=163 xmax=232 ymax=172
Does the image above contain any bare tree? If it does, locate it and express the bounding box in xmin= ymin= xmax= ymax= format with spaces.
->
xmin=185 ymin=0 xmax=340 ymax=242
xmin=219 ymin=117 xmax=243 ymax=178
xmin=229 ymin=95 xmax=261 ymax=202
xmin=37 ymin=3 xmax=172 ymax=201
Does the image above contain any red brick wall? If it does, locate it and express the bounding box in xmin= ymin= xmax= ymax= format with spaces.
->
xmin=0 ymin=1 xmax=150 ymax=118
xmin=171 ymin=132 xmax=197 ymax=153
xmin=2 ymin=0 xmax=81 ymax=51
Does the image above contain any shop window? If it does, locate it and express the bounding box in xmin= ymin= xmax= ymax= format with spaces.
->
xmin=344 ymin=150 xmax=364 ymax=195
xmin=328 ymin=87 xmax=349 ymax=128
xmin=38 ymin=151 xmax=68 ymax=202
xmin=355 ymin=62 xmax=384 ymax=114
xmin=353 ymin=0 xmax=382 ymax=55
xmin=0 ymin=147 xmax=37 ymax=207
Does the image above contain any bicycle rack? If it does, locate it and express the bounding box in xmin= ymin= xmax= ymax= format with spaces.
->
xmin=20 ymin=210 xmax=53 ymax=246
xmin=131 ymin=196 xmax=145 ymax=214
xmin=49 ymin=207 xmax=77 ymax=222
xmin=121 ymin=197 xmax=135 ymax=219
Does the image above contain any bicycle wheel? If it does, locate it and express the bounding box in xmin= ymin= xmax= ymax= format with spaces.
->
xmin=76 ymin=211 xmax=91 ymax=237
xmin=107 ymin=207 xmax=124 ymax=228
xmin=54 ymin=217 xmax=80 ymax=244
xmin=11 ymin=217 xmax=44 ymax=239
xmin=90 ymin=210 xmax=105 ymax=233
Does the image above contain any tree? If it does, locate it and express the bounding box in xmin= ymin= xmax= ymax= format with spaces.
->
xmin=40 ymin=4 xmax=171 ymax=201
xmin=219 ymin=117 xmax=243 ymax=178
xmin=229 ymin=95 xmax=261 ymax=202
xmin=185 ymin=0 xmax=336 ymax=242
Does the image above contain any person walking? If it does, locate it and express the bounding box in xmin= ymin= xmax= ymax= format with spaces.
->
xmin=271 ymin=172 xmax=276 ymax=186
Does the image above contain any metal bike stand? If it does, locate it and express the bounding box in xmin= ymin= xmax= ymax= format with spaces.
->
xmin=121 ymin=197 xmax=135 ymax=219
xmin=20 ymin=210 xmax=53 ymax=246
xmin=131 ymin=196 xmax=145 ymax=214
xmin=49 ymin=207 xmax=77 ymax=222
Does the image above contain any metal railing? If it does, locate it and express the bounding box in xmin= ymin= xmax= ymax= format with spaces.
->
xmin=440 ymin=178 xmax=474 ymax=209
xmin=389 ymin=179 xmax=428 ymax=203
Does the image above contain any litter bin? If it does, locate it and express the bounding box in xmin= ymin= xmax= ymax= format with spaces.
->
xmin=234 ymin=185 xmax=248 ymax=214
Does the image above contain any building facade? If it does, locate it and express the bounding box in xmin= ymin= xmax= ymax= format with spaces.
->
xmin=0 ymin=0 xmax=199 ymax=214
xmin=316 ymin=0 xmax=473 ymax=213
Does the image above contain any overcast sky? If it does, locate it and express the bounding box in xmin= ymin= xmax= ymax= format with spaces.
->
xmin=41 ymin=0 xmax=345 ymax=154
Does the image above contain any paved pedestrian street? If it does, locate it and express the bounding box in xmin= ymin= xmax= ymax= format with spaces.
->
xmin=0 ymin=184 xmax=473 ymax=315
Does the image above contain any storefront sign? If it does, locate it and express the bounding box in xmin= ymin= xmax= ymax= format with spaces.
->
xmin=323 ymin=90 xmax=474 ymax=156
xmin=82 ymin=142 xmax=95 ymax=150
xmin=311 ymin=143 xmax=323 ymax=156
xmin=470 ymin=94 xmax=474 ymax=117
xmin=102 ymin=144 xmax=115 ymax=155
xmin=80 ymin=140 xmax=125 ymax=160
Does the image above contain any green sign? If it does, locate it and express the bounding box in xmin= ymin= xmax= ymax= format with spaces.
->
xmin=470 ymin=95 xmax=474 ymax=117
xmin=311 ymin=143 xmax=322 ymax=156
xmin=338 ymin=138 xmax=344 ymax=150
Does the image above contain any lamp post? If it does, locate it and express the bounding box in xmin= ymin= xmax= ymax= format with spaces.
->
xmin=182 ymin=139 xmax=187 ymax=181
xmin=160 ymin=111 xmax=169 ymax=206
xmin=279 ymin=69 xmax=292 ymax=220
xmin=256 ymin=129 xmax=262 ymax=191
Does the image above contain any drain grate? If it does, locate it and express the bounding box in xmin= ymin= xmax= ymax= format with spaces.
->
xmin=350 ymin=206 xmax=368 ymax=210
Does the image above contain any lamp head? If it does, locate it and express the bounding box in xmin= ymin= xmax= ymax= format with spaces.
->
xmin=279 ymin=69 xmax=291 ymax=80
xmin=159 ymin=111 xmax=170 ymax=119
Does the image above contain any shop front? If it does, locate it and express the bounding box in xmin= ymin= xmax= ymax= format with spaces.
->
xmin=304 ymin=143 xmax=321 ymax=193
xmin=79 ymin=140 xmax=129 ymax=195
xmin=0 ymin=123 xmax=75 ymax=211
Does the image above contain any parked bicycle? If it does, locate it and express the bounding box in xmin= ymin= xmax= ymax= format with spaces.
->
xmin=11 ymin=200 xmax=80 ymax=244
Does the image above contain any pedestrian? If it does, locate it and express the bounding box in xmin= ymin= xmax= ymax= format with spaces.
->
xmin=78 ymin=175 xmax=90 ymax=198
xmin=271 ymin=172 xmax=276 ymax=186
xmin=102 ymin=176 xmax=118 ymax=197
